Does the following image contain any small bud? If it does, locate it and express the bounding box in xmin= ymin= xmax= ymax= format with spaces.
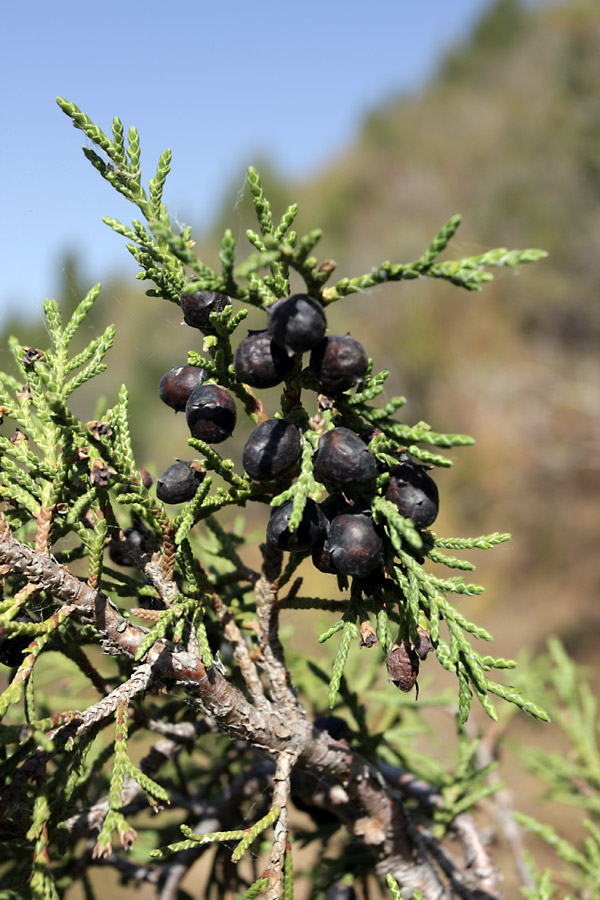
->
xmin=22 ymin=348 xmax=44 ymax=365
xmin=414 ymin=627 xmax=434 ymax=660
xmin=10 ymin=429 xmax=28 ymax=445
xmin=317 ymin=259 xmax=336 ymax=276
xmin=137 ymin=468 xmax=154 ymax=489
xmin=317 ymin=394 xmax=336 ymax=412
xmin=92 ymin=840 xmax=113 ymax=860
xmin=91 ymin=459 xmax=111 ymax=487
xmin=88 ymin=421 xmax=113 ymax=440
xmin=119 ymin=827 xmax=137 ymax=851
xmin=359 ymin=621 xmax=378 ymax=649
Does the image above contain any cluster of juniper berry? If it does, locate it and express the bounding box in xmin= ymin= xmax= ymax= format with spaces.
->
xmin=156 ymin=290 xmax=439 ymax=589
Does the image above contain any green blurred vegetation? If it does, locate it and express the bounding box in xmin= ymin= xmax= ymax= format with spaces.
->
xmin=2 ymin=0 xmax=598 ymax=670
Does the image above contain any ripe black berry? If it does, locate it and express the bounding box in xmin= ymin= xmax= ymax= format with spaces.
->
xmin=186 ymin=384 xmax=237 ymax=444
xmin=327 ymin=512 xmax=383 ymax=578
xmin=313 ymin=715 xmax=349 ymax=741
xmin=242 ymin=418 xmax=301 ymax=481
xmin=312 ymin=532 xmax=337 ymax=574
xmin=385 ymin=456 xmax=439 ymax=529
xmin=159 ymin=364 xmax=207 ymax=412
xmin=0 ymin=630 xmax=31 ymax=668
xmin=309 ymin=334 xmax=368 ymax=396
xmin=313 ymin=427 xmax=376 ymax=488
xmin=109 ymin=520 xmax=156 ymax=566
xmin=266 ymin=498 xmax=327 ymax=552
xmin=156 ymin=460 xmax=205 ymax=504
xmin=180 ymin=290 xmax=231 ymax=332
xmin=268 ymin=294 xmax=327 ymax=353
xmin=234 ymin=330 xmax=294 ymax=388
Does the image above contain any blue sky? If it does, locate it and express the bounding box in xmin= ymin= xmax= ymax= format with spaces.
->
xmin=0 ymin=0 xmax=540 ymax=327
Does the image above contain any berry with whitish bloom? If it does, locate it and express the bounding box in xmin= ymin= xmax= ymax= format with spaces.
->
xmin=234 ymin=330 xmax=294 ymax=388
xmin=266 ymin=498 xmax=328 ymax=552
xmin=180 ymin=290 xmax=231 ymax=332
xmin=242 ymin=418 xmax=301 ymax=481
xmin=156 ymin=460 xmax=205 ymax=504
xmin=385 ymin=454 xmax=439 ymax=529
xmin=159 ymin=364 xmax=207 ymax=412
xmin=313 ymin=427 xmax=376 ymax=488
xmin=185 ymin=384 xmax=237 ymax=444
xmin=327 ymin=512 xmax=383 ymax=578
xmin=268 ymin=293 xmax=327 ymax=353
xmin=309 ymin=334 xmax=368 ymax=396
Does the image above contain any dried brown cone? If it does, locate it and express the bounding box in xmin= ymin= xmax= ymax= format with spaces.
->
xmin=386 ymin=641 xmax=420 ymax=694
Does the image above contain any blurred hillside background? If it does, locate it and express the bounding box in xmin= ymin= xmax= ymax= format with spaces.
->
xmin=1 ymin=0 xmax=599 ymax=891
xmin=3 ymin=0 xmax=597 ymax=660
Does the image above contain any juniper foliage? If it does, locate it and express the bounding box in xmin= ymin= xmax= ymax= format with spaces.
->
xmin=0 ymin=98 xmax=581 ymax=900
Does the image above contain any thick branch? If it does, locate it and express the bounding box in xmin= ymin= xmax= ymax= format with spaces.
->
xmin=209 ymin=589 xmax=267 ymax=707
xmin=68 ymin=763 xmax=274 ymax=892
xmin=267 ymin=752 xmax=295 ymax=900
xmin=255 ymin=544 xmax=295 ymax=707
xmin=381 ymin=763 xmax=501 ymax=899
xmin=0 ymin=528 xmax=470 ymax=898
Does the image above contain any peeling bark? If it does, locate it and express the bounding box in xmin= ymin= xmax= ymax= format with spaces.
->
xmin=0 ymin=526 xmax=501 ymax=899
